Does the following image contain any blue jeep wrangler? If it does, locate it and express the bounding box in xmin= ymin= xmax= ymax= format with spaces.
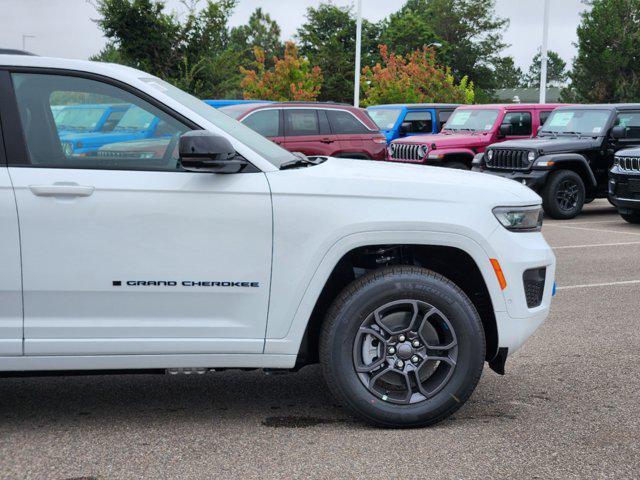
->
xmin=366 ymin=103 xmax=460 ymax=143
xmin=54 ymin=103 xmax=130 ymax=137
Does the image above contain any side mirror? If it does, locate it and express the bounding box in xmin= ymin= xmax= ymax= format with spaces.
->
xmin=611 ymin=125 xmax=627 ymax=140
xmin=399 ymin=122 xmax=411 ymax=135
xmin=499 ymin=123 xmax=513 ymax=137
xmin=537 ymin=125 xmax=543 ymax=135
xmin=179 ymin=131 xmax=247 ymax=173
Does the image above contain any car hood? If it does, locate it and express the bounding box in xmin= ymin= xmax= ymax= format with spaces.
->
xmin=394 ymin=132 xmax=493 ymax=150
xmin=269 ymin=157 xmax=539 ymax=206
xmin=61 ymin=131 xmax=141 ymax=145
xmin=489 ymin=136 xmax=601 ymax=154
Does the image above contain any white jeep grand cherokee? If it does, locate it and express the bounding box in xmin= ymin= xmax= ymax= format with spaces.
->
xmin=0 ymin=55 xmax=555 ymax=427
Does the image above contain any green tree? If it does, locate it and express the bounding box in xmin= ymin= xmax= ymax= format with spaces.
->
xmin=240 ymin=42 xmax=323 ymax=101
xmin=297 ymin=3 xmax=380 ymax=103
xmin=492 ymin=56 xmax=524 ymax=88
xmin=230 ymin=7 xmax=283 ymax=67
xmin=523 ymin=49 xmax=568 ymax=87
xmin=565 ymin=0 xmax=640 ymax=102
xmin=361 ymin=45 xmax=474 ymax=106
xmin=378 ymin=0 xmax=509 ymax=95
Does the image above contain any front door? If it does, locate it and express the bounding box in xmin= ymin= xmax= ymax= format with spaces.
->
xmin=5 ymin=70 xmax=272 ymax=356
xmin=283 ymin=108 xmax=337 ymax=156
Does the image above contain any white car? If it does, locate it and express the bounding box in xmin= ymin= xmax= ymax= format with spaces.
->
xmin=0 ymin=54 xmax=555 ymax=427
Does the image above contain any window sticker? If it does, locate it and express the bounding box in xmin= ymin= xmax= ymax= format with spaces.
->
xmin=450 ymin=110 xmax=472 ymax=125
xmin=549 ymin=111 xmax=574 ymax=127
xmin=592 ymin=126 xmax=602 ymax=133
xmin=484 ymin=124 xmax=493 ymax=130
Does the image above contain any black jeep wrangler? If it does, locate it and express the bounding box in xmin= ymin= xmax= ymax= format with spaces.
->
xmin=609 ymin=147 xmax=640 ymax=223
xmin=472 ymin=104 xmax=640 ymax=219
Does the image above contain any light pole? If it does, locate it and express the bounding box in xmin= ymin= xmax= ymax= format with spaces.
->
xmin=353 ymin=0 xmax=363 ymax=107
xmin=22 ymin=34 xmax=36 ymax=52
xmin=539 ymin=0 xmax=550 ymax=103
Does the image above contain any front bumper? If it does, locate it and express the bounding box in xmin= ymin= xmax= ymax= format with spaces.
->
xmin=472 ymin=165 xmax=550 ymax=192
xmin=608 ymin=167 xmax=640 ymax=212
xmin=486 ymin=226 xmax=556 ymax=355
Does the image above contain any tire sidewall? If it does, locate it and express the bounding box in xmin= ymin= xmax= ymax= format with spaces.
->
xmin=323 ymin=269 xmax=485 ymax=427
xmin=543 ymin=169 xmax=585 ymax=219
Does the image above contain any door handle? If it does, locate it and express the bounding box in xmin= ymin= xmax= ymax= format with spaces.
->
xmin=29 ymin=184 xmax=95 ymax=197
xmin=321 ymin=137 xmax=334 ymax=144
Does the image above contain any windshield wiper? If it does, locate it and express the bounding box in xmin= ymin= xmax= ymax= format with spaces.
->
xmin=280 ymin=153 xmax=327 ymax=170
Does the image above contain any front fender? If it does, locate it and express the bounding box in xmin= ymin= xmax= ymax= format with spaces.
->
xmin=534 ymin=153 xmax=597 ymax=187
xmin=264 ymin=229 xmax=505 ymax=355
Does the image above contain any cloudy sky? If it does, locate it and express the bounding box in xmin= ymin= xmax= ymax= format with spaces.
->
xmin=1 ymin=0 xmax=587 ymax=70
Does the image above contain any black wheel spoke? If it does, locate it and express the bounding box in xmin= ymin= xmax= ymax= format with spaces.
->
xmin=354 ymin=299 xmax=459 ymax=405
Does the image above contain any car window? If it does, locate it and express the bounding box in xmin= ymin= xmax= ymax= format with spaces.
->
xmin=326 ymin=109 xmax=370 ymax=134
xmin=444 ymin=109 xmax=499 ymax=132
xmin=12 ymin=73 xmax=189 ymax=171
xmin=539 ymin=110 xmax=552 ymax=127
xmin=243 ymin=109 xmax=280 ymax=137
xmin=438 ymin=110 xmax=453 ymax=129
xmin=402 ymin=111 xmax=433 ymax=134
xmin=503 ymin=112 xmax=532 ymax=136
xmin=285 ymin=109 xmax=320 ymax=136
xmin=615 ymin=111 xmax=640 ymax=139
xmin=367 ymin=107 xmax=402 ymax=130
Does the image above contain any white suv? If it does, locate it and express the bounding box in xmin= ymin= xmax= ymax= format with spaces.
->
xmin=0 ymin=55 xmax=555 ymax=427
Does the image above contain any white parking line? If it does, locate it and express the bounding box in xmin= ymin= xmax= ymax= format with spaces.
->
xmin=553 ymin=241 xmax=640 ymax=250
xmin=547 ymin=220 xmax=624 ymax=225
xmin=544 ymin=224 xmax=640 ymax=236
xmin=557 ymin=279 xmax=640 ymax=291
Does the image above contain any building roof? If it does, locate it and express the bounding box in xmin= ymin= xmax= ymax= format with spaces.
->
xmin=494 ymin=87 xmax=562 ymax=103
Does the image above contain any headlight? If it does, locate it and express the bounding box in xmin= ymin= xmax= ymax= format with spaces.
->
xmin=62 ymin=142 xmax=73 ymax=156
xmin=487 ymin=150 xmax=493 ymax=160
xmin=614 ymin=156 xmax=620 ymax=166
xmin=527 ymin=151 xmax=536 ymax=162
xmin=493 ymin=205 xmax=543 ymax=232
xmin=418 ymin=145 xmax=428 ymax=157
xmin=388 ymin=144 xmax=396 ymax=157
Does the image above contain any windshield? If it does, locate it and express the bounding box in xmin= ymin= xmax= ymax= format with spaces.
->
xmin=141 ymin=78 xmax=296 ymax=167
xmin=444 ymin=109 xmax=500 ymax=132
xmin=115 ymin=106 xmax=155 ymax=131
xmin=367 ymin=108 xmax=402 ymax=130
xmin=55 ymin=107 xmax=105 ymax=131
xmin=219 ymin=103 xmax=266 ymax=120
xmin=540 ymin=109 xmax=611 ymax=136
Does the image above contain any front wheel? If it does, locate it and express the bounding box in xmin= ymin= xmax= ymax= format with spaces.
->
xmin=542 ymin=169 xmax=585 ymax=219
xmin=320 ymin=266 xmax=485 ymax=428
xmin=620 ymin=211 xmax=640 ymax=224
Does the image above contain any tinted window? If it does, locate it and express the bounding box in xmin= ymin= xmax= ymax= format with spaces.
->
xmin=402 ymin=111 xmax=433 ymax=134
xmin=503 ymin=112 xmax=532 ymax=136
xmin=615 ymin=111 xmax=640 ymax=139
xmin=438 ymin=110 xmax=454 ymax=130
xmin=285 ymin=109 xmax=320 ymax=136
xmin=243 ymin=109 xmax=280 ymax=137
xmin=12 ymin=73 xmax=189 ymax=171
xmin=539 ymin=110 xmax=552 ymax=126
xmin=326 ymin=109 xmax=370 ymax=134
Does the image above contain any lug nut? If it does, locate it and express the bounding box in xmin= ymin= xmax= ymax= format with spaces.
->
xmin=412 ymin=340 xmax=420 ymax=348
xmin=387 ymin=346 xmax=396 ymax=355
xmin=395 ymin=360 xmax=404 ymax=368
xmin=411 ymin=355 xmax=420 ymax=364
xmin=398 ymin=334 xmax=406 ymax=342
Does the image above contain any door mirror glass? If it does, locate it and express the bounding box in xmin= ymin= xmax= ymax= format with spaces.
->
xmin=179 ymin=131 xmax=246 ymax=173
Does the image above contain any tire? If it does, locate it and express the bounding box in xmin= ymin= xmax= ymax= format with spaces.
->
xmin=319 ymin=266 xmax=485 ymax=428
xmin=445 ymin=161 xmax=470 ymax=170
xmin=542 ymin=169 xmax=586 ymax=219
xmin=620 ymin=211 xmax=640 ymax=224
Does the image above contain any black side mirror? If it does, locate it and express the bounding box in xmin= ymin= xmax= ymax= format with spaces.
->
xmin=179 ymin=131 xmax=247 ymax=173
xmin=399 ymin=121 xmax=411 ymax=135
xmin=611 ymin=125 xmax=627 ymax=140
xmin=499 ymin=123 xmax=513 ymax=137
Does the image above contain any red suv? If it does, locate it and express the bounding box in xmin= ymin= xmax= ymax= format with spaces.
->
xmin=220 ymin=102 xmax=387 ymax=160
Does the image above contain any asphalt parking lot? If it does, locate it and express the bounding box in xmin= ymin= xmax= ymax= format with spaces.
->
xmin=0 ymin=199 xmax=638 ymax=480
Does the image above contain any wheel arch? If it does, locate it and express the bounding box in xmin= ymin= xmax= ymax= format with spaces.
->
xmin=292 ymin=243 xmax=499 ymax=368
xmin=544 ymin=154 xmax=597 ymax=188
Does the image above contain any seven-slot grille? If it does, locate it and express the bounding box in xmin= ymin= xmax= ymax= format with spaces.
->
xmin=391 ymin=143 xmax=424 ymax=161
xmin=617 ymin=156 xmax=640 ymax=171
xmin=486 ymin=149 xmax=531 ymax=170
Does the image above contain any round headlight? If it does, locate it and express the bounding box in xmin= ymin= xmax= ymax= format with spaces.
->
xmin=418 ymin=145 xmax=428 ymax=157
xmin=62 ymin=142 xmax=73 ymax=156
xmin=527 ymin=151 xmax=536 ymax=162
xmin=388 ymin=144 xmax=396 ymax=156
xmin=487 ymin=150 xmax=493 ymax=160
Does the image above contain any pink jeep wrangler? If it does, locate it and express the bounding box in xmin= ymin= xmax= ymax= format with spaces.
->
xmin=386 ymin=103 xmax=566 ymax=169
